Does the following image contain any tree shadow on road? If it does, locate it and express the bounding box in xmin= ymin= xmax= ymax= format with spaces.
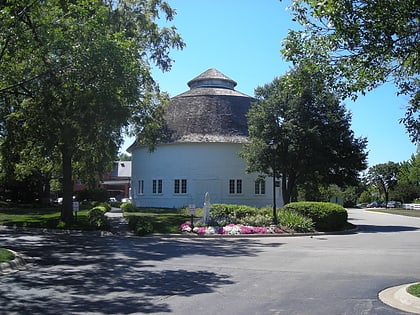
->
xmin=0 ymin=231 xmax=283 ymax=314
xmin=356 ymin=224 xmax=419 ymax=233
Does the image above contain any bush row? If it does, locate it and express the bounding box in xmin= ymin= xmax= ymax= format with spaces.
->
xmin=283 ymin=201 xmax=348 ymax=231
xmin=210 ymin=202 xmax=347 ymax=232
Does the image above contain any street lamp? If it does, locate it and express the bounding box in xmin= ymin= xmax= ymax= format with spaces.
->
xmin=269 ymin=140 xmax=278 ymax=225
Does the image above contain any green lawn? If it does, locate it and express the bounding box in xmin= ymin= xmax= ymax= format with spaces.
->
xmin=0 ymin=248 xmax=15 ymax=263
xmin=0 ymin=206 xmax=94 ymax=230
xmin=125 ymin=210 xmax=192 ymax=234
xmin=365 ymin=208 xmax=420 ymax=218
xmin=407 ymin=283 xmax=420 ymax=298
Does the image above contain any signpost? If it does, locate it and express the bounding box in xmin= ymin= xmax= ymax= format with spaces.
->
xmin=189 ymin=204 xmax=196 ymax=228
xmin=73 ymin=201 xmax=79 ymax=221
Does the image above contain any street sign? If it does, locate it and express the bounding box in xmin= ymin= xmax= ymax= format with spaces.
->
xmin=72 ymin=201 xmax=80 ymax=212
xmin=188 ymin=204 xmax=196 ymax=215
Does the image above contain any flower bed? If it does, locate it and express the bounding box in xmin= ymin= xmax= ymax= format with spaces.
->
xmin=180 ymin=221 xmax=284 ymax=235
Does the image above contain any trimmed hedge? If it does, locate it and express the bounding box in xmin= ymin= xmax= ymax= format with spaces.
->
xmin=120 ymin=202 xmax=138 ymax=212
xmin=283 ymin=201 xmax=348 ymax=231
xmin=87 ymin=206 xmax=110 ymax=230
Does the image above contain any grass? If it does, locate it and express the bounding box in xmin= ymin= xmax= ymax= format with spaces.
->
xmin=1 ymin=203 xmax=419 ymax=235
xmin=365 ymin=208 xmax=420 ymax=218
xmin=0 ymin=206 xmax=96 ymax=230
xmin=407 ymin=283 xmax=420 ymax=298
xmin=0 ymin=248 xmax=15 ymax=263
xmin=125 ymin=210 xmax=191 ymax=234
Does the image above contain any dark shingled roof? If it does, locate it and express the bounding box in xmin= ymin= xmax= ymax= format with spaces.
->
xmin=164 ymin=68 xmax=254 ymax=143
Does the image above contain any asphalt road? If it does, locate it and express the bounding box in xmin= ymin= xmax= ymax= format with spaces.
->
xmin=1 ymin=209 xmax=420 ymax=315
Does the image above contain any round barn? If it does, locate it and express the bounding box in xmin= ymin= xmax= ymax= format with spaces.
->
xmin=129 ymin=68 xmax=281 ymax=208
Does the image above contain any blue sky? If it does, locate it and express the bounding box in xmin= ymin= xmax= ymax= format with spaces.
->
xmin=122 ymin=0 xmax=417 ymax=167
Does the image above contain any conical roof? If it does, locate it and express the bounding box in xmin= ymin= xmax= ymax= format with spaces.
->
xmin=163 ymin=68 xmax=254 ymax=143
xmin=187 ymin=68 xmax=237 ymax=89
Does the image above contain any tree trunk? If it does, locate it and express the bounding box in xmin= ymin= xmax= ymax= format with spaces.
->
xmin=61 ymin=146 xmax=74 ymax=223
xmin=281 ymin=172 xmax=297 ymax=206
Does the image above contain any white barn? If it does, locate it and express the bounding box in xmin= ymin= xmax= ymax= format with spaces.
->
xmin=128 ymin=68 xmax=282 ymax=209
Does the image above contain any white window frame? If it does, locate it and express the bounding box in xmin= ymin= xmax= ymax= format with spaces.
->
xmin=137 ymin=180 xmax=144 ymax=195
xmin=255 ymin=179 xmax=266 ymax=195
xmin=229 ymin=179 xmax=243 ymax=194
xmin=174 ymin=179 xmax=187 ymax=194
xmin=152 ymin=179 xmax=163 ymax=194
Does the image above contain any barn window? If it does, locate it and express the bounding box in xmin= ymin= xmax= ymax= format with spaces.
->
xmin=255 ymin=179 xmax=266 ymax=195
xmin=138 ymin=180 xmax=144 ymax=195
xmin=152 ymin=179 xmax=162 ymax=194
xmin=174 ymin=179 xmax=187 ymax=194
xmin=229 ymin=179 xmax=242 ymax=194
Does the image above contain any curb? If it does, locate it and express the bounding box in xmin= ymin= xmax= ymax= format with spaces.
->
xmin=0 ymin=225 xmax=113 ymax=237
xmin=379 ymin=283 xmax=420 ymax=314
xmin=0 ymin=249 xmax=29 ymax=274
xmin=145 ymin=227 xmax=359 ymax=238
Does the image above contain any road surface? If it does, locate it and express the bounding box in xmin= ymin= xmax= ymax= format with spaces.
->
xmin=1 ymin=209 xmax=419 ymax=314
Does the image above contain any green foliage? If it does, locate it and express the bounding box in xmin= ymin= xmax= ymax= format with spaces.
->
xmin=283 ymin=202 xmax=348 ymax=231
xmin=238 ymin=214 xmax=273 ymax=227
xmin=392 ymin=152 xmax=420 ymax=202
xmin=0 ymin=248 xmax=15 ymax=263
xmin=367 ymin=162 xmax=400 ymax=204
xmin=282 ymin=0 xmax=419 ymax=142
xmin=277 ymin=210 xmax=314 ymax=233
xmin=241 ymin=66 xmax=367 ymax=204
xmin=407 ymin=283 xmax=420 ymax=298
xmin=87 ymin=206 xmax=110 ymax=230
xmin=120 ymin=202 xmax=138 ymax=212
xmin=0 ymin=0 xmax=184 ymax=222
xmin=127 ymin=216 xmax=154 ymax=236
xmin=209 ymin=204 xmax=260 ymax=223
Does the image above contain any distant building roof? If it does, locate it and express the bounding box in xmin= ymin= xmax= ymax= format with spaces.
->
xmin=110 ymin=161 xmax=131 ymax=178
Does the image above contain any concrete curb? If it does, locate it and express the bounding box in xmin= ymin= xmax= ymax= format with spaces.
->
xmin=379 ymin=283 xmax=420 ymax=314
xmin=0 ymin=249 xmax=29 ymax=274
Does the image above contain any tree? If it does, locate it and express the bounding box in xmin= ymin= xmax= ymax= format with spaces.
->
xmin=240 ymin=66 xmax=368 ymax=205
xmin=392 ymin=149 xmax=420 ymax=202
xmin=282 ymin=0 xmax=420 ymax=142
xmin=0 ymin=0 xmax=184 ymax=222
xmin=366 ymin=162 xmax=400 ymax=207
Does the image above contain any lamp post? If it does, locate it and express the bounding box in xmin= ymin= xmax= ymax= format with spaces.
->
xmin=269 ymin=140 xmax=278 ymax=225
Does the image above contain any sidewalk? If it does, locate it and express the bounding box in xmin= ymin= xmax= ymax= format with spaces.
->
xmin=379 ymin=283 xmax=420 ymax=314
xmin=105 ymin=207 xmax=133 ymax=236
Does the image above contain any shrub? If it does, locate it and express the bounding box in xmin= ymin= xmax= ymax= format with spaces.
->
xmin=277 ymin=210 xmax=314 ymax=233
xmin=210 ymin=204 xmax=258 ymax=218
xmin=97 ymin=202 xmax=111 ymax=212
xmin=127 ymin=215 xmax=154 ymax=236
xmin=120 ymin=202 xmax=138 ymax=212
xmin=87 ymin=206 xmax=110 ymax=230
xmin=238 ymin=214 xmax=272 ymax=227
xmin=283 ymin=201 xmax=348 ymax=231
xmin=208 ymin=204 xmax=260 ymax=225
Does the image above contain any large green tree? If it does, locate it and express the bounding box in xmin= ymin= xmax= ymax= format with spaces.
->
xmin=241 ymin=66 xmax=368 ymax=205
xmin=392 ymin=148 xmax=420 ymax=202
xmin=0 ymin=0 xmax=184 ymax=221
xmin=282 ymin=0 xmax=420 ymax=142
xmin=366 ymin=162 xmax=400 ymax=207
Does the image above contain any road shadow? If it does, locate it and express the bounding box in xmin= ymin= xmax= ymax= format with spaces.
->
xmin=356 ymin=224 xmax=419 ymax=233
xmin=0 ymin=231 xmax=283 ymax=314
